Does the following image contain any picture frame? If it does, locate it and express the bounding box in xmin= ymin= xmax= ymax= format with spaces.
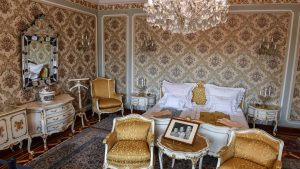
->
xmin=164 ymin=118 xmax=200 ymax=145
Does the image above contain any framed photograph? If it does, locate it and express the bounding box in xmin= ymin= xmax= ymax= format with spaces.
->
xmin=164 ymin=118 xmax=200 ymax=145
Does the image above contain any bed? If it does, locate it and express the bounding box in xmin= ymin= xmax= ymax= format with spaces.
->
xmin=142 ymin=81 xmax=249 ymax=156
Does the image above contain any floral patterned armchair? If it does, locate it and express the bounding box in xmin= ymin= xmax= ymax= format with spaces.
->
xmin=217 ymin=129 xmax=284 ymax=169
xmin=103 ymin=114 xmax=155 ymax=169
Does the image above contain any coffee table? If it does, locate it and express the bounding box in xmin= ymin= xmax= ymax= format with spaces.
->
xmin=157 ymin=134 xmax=209 ymax=169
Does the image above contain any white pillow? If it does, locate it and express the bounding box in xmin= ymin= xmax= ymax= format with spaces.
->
xmin=161 ymin=80 xmax=196 ymax=108
xmin=162 ymin=80 xmax=196 ymax=96
xmin=161 ymin=95 xmax=185 ymax=110
xmin=205 ymin=84 xmax=245 ymax=112
xmin=209 ymin=95 xmax=237 ymax=114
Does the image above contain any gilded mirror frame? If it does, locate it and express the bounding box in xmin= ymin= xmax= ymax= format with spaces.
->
xmin=21 ymin=14 xmax=58 ymax=89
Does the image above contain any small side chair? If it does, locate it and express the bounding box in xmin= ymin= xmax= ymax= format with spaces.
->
xmin=90 ymin=77 xmax=124 ymax=121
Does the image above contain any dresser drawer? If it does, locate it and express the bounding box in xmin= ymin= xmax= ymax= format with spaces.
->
xmin=46 ymin=110 xmax=74 ymax=124
xmin=45 ymin=103 xmax=74 ymax=117
xmin=47 ymin=116 xmax=73 ymax=133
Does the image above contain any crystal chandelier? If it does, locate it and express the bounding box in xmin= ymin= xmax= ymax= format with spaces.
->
xmin=144 ymin=0 xmax=229 ymax=34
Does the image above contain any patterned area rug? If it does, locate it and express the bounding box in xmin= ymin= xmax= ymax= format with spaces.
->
xmin=27 ymin=115 xmax=300 ymax=169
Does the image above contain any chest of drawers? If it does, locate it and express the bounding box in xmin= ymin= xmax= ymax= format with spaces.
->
xmin=24 ymin=94 xmax=75 ymax=150
xmin=0 ymin=105 xmax=32 ymax=154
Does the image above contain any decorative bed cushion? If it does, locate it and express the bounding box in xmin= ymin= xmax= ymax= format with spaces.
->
xmin=234 ymin=137 xmax=278 ymax=168
xmin=115 ymin=119 xmax=150 ymax=141
xmin=205 ymin=84 xmax=245 ymax=114
xmin=219 ymin=157 xmax=267 ymax=169
xmin=209 ymin=95 xmax=236 ymax=114
xmin=159 ymin=80 xmax=196 ymax=108
xmin=192 ymin=81 xmax=206 ymax=105
xmin=162 ymin=80 xmax=196 ymax=96
xmin=108 ymin=140 xmax=150 ymax=163
xmin=199 ymin=112 xmax=230 ymax=126
xmin=161 ymin=95 xmax=186 ymax=110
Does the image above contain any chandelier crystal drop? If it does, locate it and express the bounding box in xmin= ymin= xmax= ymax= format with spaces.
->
xmin=144 ymin=0 xmax=229 ymax=34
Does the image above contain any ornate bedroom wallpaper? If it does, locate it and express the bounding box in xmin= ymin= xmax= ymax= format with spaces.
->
xmin=0 ymin=0 xmax=96 ymax=106
xmin=134 ymin=13 xmax=291 ymax=104
xmin=291 ymin=46 xmax=300 ymax=120
xmin=104 ymin=16 xmax=127 ymax=94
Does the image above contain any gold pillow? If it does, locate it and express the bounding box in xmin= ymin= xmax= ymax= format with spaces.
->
xmin=234 ymin=137 xmax=278 ymax=168
xmin=192 ymin=81 xmax=206 ymax=105
xmin=115 ymin=118 xmax=151 ymax=141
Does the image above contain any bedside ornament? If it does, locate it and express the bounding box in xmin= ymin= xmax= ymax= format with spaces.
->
xmin=39 ymin=87 xmax=55 ymax=103
xmin=136 ymin=77 xmax=147 ymax=96
xmin=258 ymin=86 xmax=272 ymax=105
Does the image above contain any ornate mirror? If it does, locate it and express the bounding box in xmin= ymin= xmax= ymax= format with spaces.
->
xmin=22 ymin=14 xmax=58 ymax=89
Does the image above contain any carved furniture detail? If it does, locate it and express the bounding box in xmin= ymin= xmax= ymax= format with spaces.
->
xmin=157 ymin=134 xmax=209 ymax=169
xmin=23 ymin=94 xmax=75 ymax=150
xmin=0 ymin=105 xmax=32 ymax=155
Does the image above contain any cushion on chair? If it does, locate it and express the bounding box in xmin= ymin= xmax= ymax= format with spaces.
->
xmin=115 ymin=119 xmax=151 ymax=141
xmin=99 ymin=98 xmax=122 ymax=109
xmin=234 ymin=137 xmax=278 ymax=168
xmin=107 ymin=140 xmax=150 ymax=163
xmin=219 ymin=157 xmax=267 ymax=169
xmin=192 ymin=81 xmax=206 ymax=105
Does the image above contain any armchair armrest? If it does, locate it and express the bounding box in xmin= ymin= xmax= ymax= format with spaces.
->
xmin=103 ymin=131 xmax=117 ymax=151
xmin=147 ymin=130 xmax=154 ymax=147
xmin=217 ymin=144 xmax=235 ymax=165
xmin=272 ymin=160 xmax=282 ymax=169
xmin=111 ymin=93 xmax=123 ymax=102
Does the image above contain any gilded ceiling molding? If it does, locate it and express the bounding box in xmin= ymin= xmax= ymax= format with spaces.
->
xmin=65 ymin=0 xmax=299 ymax=11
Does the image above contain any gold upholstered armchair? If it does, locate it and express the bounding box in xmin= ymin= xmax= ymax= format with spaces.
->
xmin=90 ymin=78 xmax=124 ymax=121
xmin=217 ymin=129 xmax=284 ymax=169
xmin=103 ymin=114 xmax=155 ymax=169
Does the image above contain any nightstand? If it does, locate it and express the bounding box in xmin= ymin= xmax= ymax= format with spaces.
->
xmin=247 ymin=104 xmax=280 ymax=135
xmin=130 ymin=93 xmax=156 ymax=113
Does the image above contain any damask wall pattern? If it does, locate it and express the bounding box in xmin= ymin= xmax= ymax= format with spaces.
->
xmin=104 ymin=16 xmax=127 ymax=94
xmin=291 ymin=46 xmax=300 ymax=120
xmin=134 ymin=13 xmax=291 ymax=105
xmin=0 ymin=0 xmax=96 ymax=106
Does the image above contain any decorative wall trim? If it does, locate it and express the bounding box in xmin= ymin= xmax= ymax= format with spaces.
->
xmin=67 ymin=0 xmax=299 ymax=11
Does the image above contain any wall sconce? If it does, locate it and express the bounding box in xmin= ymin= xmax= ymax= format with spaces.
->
xmin=79 ymin=33 xmax=91 ymax=52
xmin=141 ymin=36 xmax=156 ymax=52
xmin=257 ymin=37 xmax=278 ymax=57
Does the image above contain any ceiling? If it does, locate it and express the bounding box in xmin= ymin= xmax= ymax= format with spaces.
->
xmin=85 ymin=0 xmax=146 ymax=4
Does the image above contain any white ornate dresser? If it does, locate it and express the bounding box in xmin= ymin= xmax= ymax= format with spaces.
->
xmin=0 ymin=105 xmax=32 ymax=155
xmin=23 ymin=94 xmax=75 ymax=150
